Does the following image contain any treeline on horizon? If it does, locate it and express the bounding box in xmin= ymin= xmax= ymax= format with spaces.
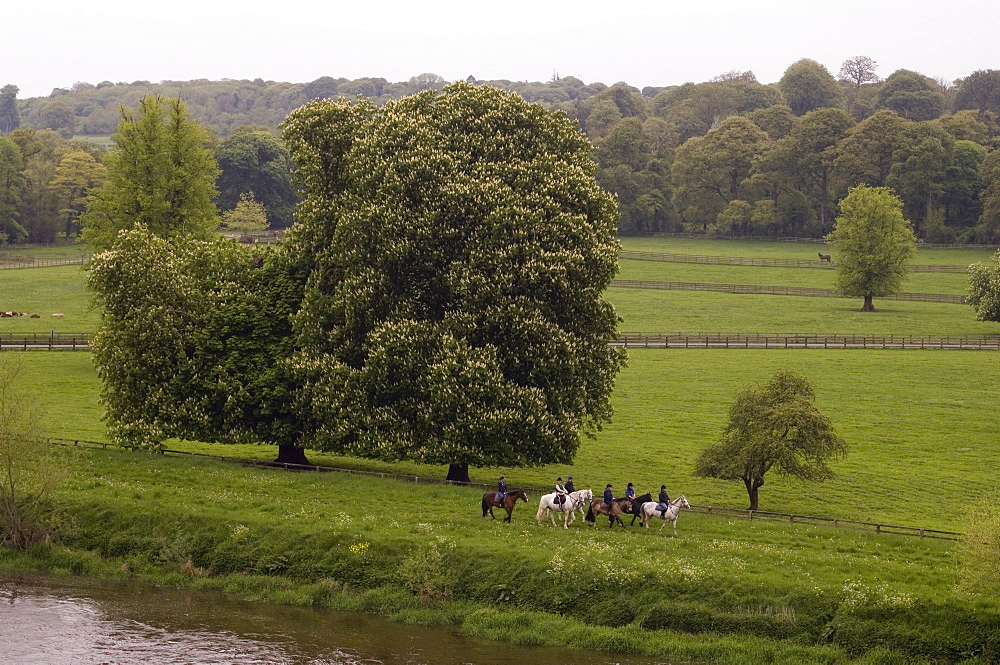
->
xmin=4 ymin=57 xmax=1000 ymax=242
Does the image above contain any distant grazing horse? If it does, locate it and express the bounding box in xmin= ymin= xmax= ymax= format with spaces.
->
xmin=624 ymin=493 xmax=652 ymax=526
xmin=536 ymin=489 xmax=593 ymax=528
xmin=482 ymin=488 xmax=528 ymax=523
xmin=585 ymin=497 xmax=629 ymax=527
xmin=638 ymin=495 xmax=691 ymax=534
xmin=818 ymin=252 xmax=832 ymax=262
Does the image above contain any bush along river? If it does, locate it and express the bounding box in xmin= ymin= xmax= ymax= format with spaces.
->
xmin=0 ymin=572 xmax=676 ymax=665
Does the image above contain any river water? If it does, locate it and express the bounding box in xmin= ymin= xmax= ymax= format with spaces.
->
xmin=0 ymin=572 xmax=672 ymax=665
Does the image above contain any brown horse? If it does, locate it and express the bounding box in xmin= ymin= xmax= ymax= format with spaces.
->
xmin=818 ymin=252 xmax=832 ymax=262
xmin=585 ymin=497 xmax=629 ymax=527
xmin=482 ymin=488 xmax=528 ymax=523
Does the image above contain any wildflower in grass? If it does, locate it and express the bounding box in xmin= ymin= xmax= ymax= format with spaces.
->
xmin=349 ymin=542 xmax=369 ymax=555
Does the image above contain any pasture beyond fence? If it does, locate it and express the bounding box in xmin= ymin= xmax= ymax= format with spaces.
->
xmin=47 ymin=437 xmax=961 ymax=540
xmin=0 ymin=255 xmax=87 ymax=269
xmin=6 ymin=331 xmax=1000 ymax=351
xmin=619 ymin=249 xmax=971 ymax=273
xmin=646 ymin=232 xmax=1000 ymax=250
xmin=612 ymin=279 xmax=969 ymax=304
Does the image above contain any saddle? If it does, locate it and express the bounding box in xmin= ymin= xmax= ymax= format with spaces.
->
xmin=555 ymin=494 xmax=565 ymax=505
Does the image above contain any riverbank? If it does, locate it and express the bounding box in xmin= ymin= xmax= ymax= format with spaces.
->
xmin=3 ymin=444 xmax=998 ymax=665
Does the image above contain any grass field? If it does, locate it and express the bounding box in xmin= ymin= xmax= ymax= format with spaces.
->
xmin=12 ymin=348 xmax=998 ymax=533
xmin=0 ymin=264 xmax=93 ymax=331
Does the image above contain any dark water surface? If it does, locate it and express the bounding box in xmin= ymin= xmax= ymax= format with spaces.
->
xmin=0 ymin=572 xmax=672 ymax=664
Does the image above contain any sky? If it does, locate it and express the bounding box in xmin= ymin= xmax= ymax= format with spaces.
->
xmin=5 ymin=0 xmax=1000 ymax=99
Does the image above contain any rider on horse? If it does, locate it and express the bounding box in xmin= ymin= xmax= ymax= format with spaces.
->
xmin=624 ymin=482 xmax=635 ymax=503
xmin=565 ymin=476 xmax=575 ymax=493
xmin=555 ymin=477 xmax=568 ymax=505
xmin=657 ymin=485 xmax=671 ymax=517
xmin=496 ymin=475 xmax=507 ymax=505
xmin=603 ymin=484 xmax=614 ymax=507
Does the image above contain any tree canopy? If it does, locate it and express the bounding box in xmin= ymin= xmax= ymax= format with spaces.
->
xmin=81 ymin=95 xmax=219 ymax=251
xmin=968 ymin=250 xmax=1000 ymax=322
xmin=826 ymin=185 xmax=916 ymax=311
xmin=694 ymin=370 xmax=846 ymax=512
xmin=281 ymin=82 xmax=626 ymax=481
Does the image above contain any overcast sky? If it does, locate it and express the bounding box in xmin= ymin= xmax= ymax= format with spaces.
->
xmin=6 ymin=0 xmax=999 ymax=99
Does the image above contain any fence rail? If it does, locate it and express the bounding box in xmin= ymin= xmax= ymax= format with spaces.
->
xmin=645 ymin=232 xmax=999 ymax=250
xmin=0 ymin=256 xmax=88 ymax=269
xmin=612 ymin=279 xmax=968 ymax=303
xmin=0 ymin=332 xmax=91 ymax=350
xmin=7 ymin=331 xmax=1000 ymax=351
xmin=615 ymin=332 xmax=1000 ymax=349
xmin=619 ymin=250 xmax=970 ymax=273
xmin=49 ymin=437 xmax=962 ymax=540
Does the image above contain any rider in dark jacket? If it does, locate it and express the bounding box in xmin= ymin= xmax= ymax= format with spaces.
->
xmin=603 ymin=484 xmax=614 ymax=506
xmin=657 ymin=485 xmax=670 ymax=516
xmin=497 ymin=475 xmax=507 ymax=505
xmin=565 ymin=476 xmax=575 ymax=493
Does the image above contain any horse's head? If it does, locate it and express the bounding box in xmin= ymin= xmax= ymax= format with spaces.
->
xmin=678 ymin=495 xmax=690 ymax=509
xmin=516 ymin=489 xmax=528 ymax=502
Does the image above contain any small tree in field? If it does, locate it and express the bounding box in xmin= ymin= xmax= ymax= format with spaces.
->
xmin=220 ymin=191 xmax=268 ymax=234
xmin=968 ymin=250 xmax=1000 ymax=322
xmin=694 ymin=370 xmax=846 ymax=511
xmin=826 ymin=185 xmax=916 ymax=311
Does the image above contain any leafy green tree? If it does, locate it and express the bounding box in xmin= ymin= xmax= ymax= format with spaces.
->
xmin=972 ymin=149 xmax=1000 ymax=242
xmin=888 ymin=122 xmax=955 ymax=235
xmin=596 ymin=118 xmax=674 ymax=234
xmin=826 ymin=185 xmax=916 ymax=311
xmin=955 ymin=69 xmax=1000 ymax=117
xmin=766 ymin=108 xmax=855 ymax=231
xmin=48 ymin=150 xmax=106 ymax=239
xmin=937 ymin=140 xmax=985 ymax=239
xmin=876 ymin=70 xmax=944 ymax=121
xmin=7 ymin=129 xmax=65 ymax=243
xmin=281 ymin=83 xmax=626 ymax=483
xmin=778 ymin=59 xmax=845 ymax=116
xmin=81 ymin=95 xmax=219 ymax=251
xmin=0 ymin=85 xmax=19 ymax=135
xmin=832 ymin=110 xmax=910 ymax=192
xmin=746 ymin=105 xmax=796 ymax=141
xmin=0 ymin=137 xmax=25 ymax=243
xmin=87 ymin=229 xmax=309 ymax=463
xmin=694 ymin=370 xmax=845 ymax=512
xmin=672 ymin=116 xmax=770 ymax=229
xmin=215 ymin=129 xmax=297 ymax=228
xmin=968 ymin=250 xmax=1000 ymax=321
xmin=33 ymin=98 xmax=77 ymax=139
xmin=220 ymin=191 xmax=268 ymax=233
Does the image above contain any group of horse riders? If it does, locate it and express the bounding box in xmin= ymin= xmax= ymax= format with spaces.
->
xmin=496 ymin=475 xmax=673 ymax=517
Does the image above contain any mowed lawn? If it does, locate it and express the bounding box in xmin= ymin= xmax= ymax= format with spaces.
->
xmin=14 ymin=348 xmax=997 ymax=532
xmin=0 ymin=264 xmax=95 ymax=331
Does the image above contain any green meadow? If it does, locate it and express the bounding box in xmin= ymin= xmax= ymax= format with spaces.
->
xmin=4 ymin=237 xmax=1000 ymax=664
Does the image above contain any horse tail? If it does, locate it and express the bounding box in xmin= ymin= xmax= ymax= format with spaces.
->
xmin=482 ymin=496 xmax=489 ymax=518
xmin=585 ymin=504 xmax=595 ymax=522
xmin=535 ymin=498 xmax=547 ymax=521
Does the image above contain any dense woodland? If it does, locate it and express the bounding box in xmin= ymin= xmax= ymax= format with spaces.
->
xmin=4 ymin=58 xmax=1000 ymax=243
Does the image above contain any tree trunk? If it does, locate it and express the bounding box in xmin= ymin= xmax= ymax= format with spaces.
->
xmin=446 ymin=463 xmax=470 ymax=483
xmin=861 ymin=295 xmax=875 ymax=312
xmin=744 ymin=477 xmax=762 ymax=511
xmin=275 ymin=444 xmax=311 ymax=466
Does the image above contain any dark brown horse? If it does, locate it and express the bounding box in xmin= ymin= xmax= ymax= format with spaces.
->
xmin=482 ymin=488 xmax=528 ymax=523
xmin=818 ymin=252 xmax=832 ymax=262
xmin=625 ymin=493 xmax=653 ymax=526
xmin=585 ymin=497 xmax=629 ymax=527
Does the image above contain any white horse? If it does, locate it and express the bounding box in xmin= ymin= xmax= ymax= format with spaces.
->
xmin=536 ymin=489 xmax=593 ymax=528
xmin=638 ymin=495 xmax=691 ymax=534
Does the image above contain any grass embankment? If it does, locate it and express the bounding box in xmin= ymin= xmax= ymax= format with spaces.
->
xmin=4 ymin=443 xmax=997 ymax=665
